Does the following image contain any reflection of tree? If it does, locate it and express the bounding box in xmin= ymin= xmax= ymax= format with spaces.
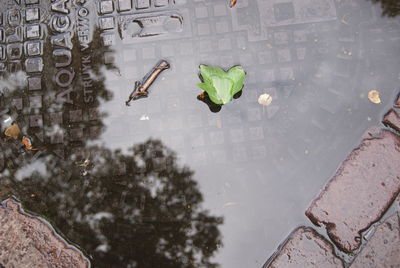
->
xmin=370 ymin=0 xmax=400 ymax=17
xmin=0 ymin=139 xmax=223 ymax=268
xmin=0 ymin=26 xmax=116 ymax=168
xmin=0 ymin=22 xmax=223 ymax=267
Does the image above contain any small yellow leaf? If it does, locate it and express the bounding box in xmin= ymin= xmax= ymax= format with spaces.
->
xmin=368 ymin=90 xmax=381 ymax=104
xmin=4 ymin=124 xmax=20 ymax=139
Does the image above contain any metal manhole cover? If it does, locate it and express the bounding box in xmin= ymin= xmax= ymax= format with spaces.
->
xmin=0 ymin=0 xmax=399 ymax=267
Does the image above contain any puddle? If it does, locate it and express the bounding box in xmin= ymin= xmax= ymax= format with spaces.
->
xmin=0 ymin=0 xmax=399 ymax=267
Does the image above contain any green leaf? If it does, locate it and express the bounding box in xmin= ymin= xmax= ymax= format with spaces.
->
xmin=227 ymin=66 xmax=246 ymax=96
xmin=197 ymin=65 xmax=246 ymax=105
xmin=211 ymin=76 xmax=234 ymax=104
xmin=199 ymin=65 xmax=226 ymax=85
xmin=197 ymin=82 xmax=223 ymax=104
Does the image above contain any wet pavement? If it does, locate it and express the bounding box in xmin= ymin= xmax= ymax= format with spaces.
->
xmin=0 ymin=199 xmax=89 ymax=268
xmin=349 ymin=212 xmax=400 ymax=268
xmin=264 ymin=227 xmax=345 ymax=268
xmin=306 ymin=129 xmax=400 ymax=253
xmin=0 ymin=0 xmax=399 ymax=267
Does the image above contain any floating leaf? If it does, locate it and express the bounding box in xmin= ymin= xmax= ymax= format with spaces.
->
xmin=258 ymin=93 xmax=272 ymax=106
xmin=197 ymin=65 xmax=246 ymax=105
xmin=368 ymin=90 xmax=381 ymax=104
xmin=22 ymin=136 xmax=42 ymax=151
xmin=228 ymin=66 xmax=246 ymax=96
xmin=4 ymin=124 xmax=20 ymax=140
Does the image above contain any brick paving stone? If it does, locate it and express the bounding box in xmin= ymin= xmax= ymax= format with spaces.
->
xmin=383 ymin=109 xmax=400 ymax=132
xmin=306 ymin=129 xmax=400 ymax=253
xmin=349 ymin=213 xmax=400 ymax=268
xmin=264 ymin=227 xmax=344 ymax=268
xmin=0 ymin=199 xmax=89 ymax=268
xmin=395 ymin=94 xmax=400 ymax=109
xmin=361 ymin=126 xmax=383 ymax=139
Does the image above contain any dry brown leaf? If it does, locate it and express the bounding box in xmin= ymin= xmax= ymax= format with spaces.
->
xmin=368 ymin=90 xmax=381 ymax=104
xmin=22 ymin=136 xmax=43 ymax=151
xmin=4 ymin=124 xmax=20 ymax=139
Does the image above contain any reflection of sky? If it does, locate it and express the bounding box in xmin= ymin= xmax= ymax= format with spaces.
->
xmin=14 ymin=159 xmax=48 ymax=181
xmin=0 ymin=71 xmax=27 ymax=94
xmin=90 ymin=1 xmax=400 ymax=266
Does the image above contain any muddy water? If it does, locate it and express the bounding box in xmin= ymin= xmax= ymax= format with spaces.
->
xmin=0 ymin=0 xmax=399 ymax=267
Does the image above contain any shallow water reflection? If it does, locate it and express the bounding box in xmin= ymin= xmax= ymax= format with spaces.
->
xmin=0 ymin=0 xmax=400 ymax=267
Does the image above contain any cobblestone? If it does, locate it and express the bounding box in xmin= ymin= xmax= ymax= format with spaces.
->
xmin=306 ymin=129 xmax=400 ymax=253
xmin=383 ymin=109 xmax=400 ymax=132
xmin=0 ymin=199 xmax=89 ymax=268
xmin=349 ymin=213 xmax=400 ymax=268
xmin=395 ymin=95 xmax=400 ymax=108
xmin=264 ymin=227 xmax=344 ymax=268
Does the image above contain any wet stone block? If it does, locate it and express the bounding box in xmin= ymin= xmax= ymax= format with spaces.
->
xmin=29 ymin=95 xmax=42 ymax=108
xmin=99 ymin=0 xmax=114 ymax=14
xmin=274 ymin=2 xmax=295 ymax=21
xmin=155 ymin=0 xmax=168 ymax=7
xmin=25 ymin=24 xmax=41 ymax=39
xmin=349 ymin=213 xmax=400 ymax=268
xmin=7 ymin=43 xmax=23 ymax=60
xmin=99 ymin=16 xmax=114 ymax=30
xmin=264 ymin=227 xmax=344 ymax=268
xmin=69 ymin=110 xmax=83 ymax=122
xmin=25 ymin=8 xmax=40 ymax=22
xmin=8 ymin=10 xmax=21 ymax=27
xmin=28 ymin=76 xmax=41 ymax=90
xmin=8 ymin=60 xmax=22 ymax=72
xmin=7 ymin=27 xmax=23 ymax=43
xmin=213 ymin=4 xmax=227 ymax=16
xmin=274 ymin=32 xmax=289 ymax=45
xmin=118 ymin=0 xmax=132 ymax=11
xmin=277 ymin=48 xmax=291 ymax=63
xmin=0 ymin=199 xmax=89 ymax=268
xmin=88 ymin=108 xmax=100 ymax=121
xmin=29 ymin=114 xmax=43 ymax=127
xmin=383 ymin=109 xmax=400 ymax=133
xmin=11 ymin=98 xmax=23 ymax=110
xmin=103 ymin=51 xmax=115 ymax=64
xmin=25 ymin=41 xmax=43 ymax=56
xmin=50 ymin=132 xmax=64 ymax=144
xmin=101 ymin=33 xmax=115 ymax=46
xmin=70 ymin=127 xmax=84 ymax=141
xmin=195 ymin=6 xmax=208 ymax=19
xmin=136 ymin=0 xmax=150 ymax=9
xmin=25 ymin=57 xmax=43 ymax=73
xmin=306 ymin=130 xmax=400 ymax=253
xmin=89 ymin=126 xmax=102 ymax=139
xmin=49 ymin=112 xmax=63 ymax=124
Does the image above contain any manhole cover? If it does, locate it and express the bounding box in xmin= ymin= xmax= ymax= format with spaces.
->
xmin=0 ymin=0 xmax=399 ymax=267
